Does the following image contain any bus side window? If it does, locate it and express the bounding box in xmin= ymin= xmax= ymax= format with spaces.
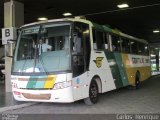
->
xmin=121 ymin=38 xmax=130 ymax=53
xmin=104 ymin=33 xmax=109 ymax=50
xmin=130 ymin=40 xmax=138 ymax=54
xmin=92 ymin=29 xmax=104 ymax=50
xmin=96 ymin=31 xmax=104 ymax=50
xmin=138 ymin=42 xmax=145 ymax=55
xmin=111 ymin=35 xmax=121 ymax=52
xmin=138 ymin=43 xmax=149 ymax=56
xmin=92 ymin=29 xmax=97 ymax=50
xmin=144 ymin=44 xmax=149 ymax=56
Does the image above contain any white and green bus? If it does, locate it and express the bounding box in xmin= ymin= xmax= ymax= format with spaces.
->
xmin=11 ymin=17 xmax=151 ymax=105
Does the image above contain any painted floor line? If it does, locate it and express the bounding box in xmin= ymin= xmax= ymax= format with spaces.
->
xmin=0 ymin=103 xmax=38 ymax=113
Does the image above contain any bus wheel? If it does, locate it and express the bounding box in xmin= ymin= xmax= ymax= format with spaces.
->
xmin=84 ymin=80 xmax=99 ymax=105
xmin=135 ymin=72 xmax=141 ymax=89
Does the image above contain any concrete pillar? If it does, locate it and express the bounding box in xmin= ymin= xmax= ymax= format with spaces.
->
xmin=4 ymin=0 xmax=24 ymax=92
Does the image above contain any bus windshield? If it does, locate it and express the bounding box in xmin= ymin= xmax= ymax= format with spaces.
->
xmin=12 ymin=22 xmax=71 ymax=74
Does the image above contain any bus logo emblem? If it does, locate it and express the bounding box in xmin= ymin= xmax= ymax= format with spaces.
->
xmin=94 ymin=57 xmax=104 ymax=68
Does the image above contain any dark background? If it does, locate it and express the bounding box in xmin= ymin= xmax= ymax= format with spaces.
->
xmin=1 ymin=0 xmax=160 ymax=43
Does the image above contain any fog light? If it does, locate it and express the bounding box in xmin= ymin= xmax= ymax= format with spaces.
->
xmin=13 ymin=91 xmax=21 ymax=95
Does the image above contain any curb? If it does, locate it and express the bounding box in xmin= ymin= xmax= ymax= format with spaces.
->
xmin=0 ymin=103 xmax=38 ymax=113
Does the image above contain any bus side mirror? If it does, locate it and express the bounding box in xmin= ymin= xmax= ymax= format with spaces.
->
xmin=5 ymin=40 xmax=16 ymax=59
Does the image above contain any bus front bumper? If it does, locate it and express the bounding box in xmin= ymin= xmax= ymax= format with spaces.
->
xmin=12 ymin=87 xmax=74 ymax=103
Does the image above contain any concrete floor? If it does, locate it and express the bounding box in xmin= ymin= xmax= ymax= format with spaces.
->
xmin=2 ymin=75 xmax=160 ymax=114
xmin=0 ymin=83 xmax=25 ymax=108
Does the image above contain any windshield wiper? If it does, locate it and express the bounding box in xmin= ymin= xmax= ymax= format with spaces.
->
xmin=20 ymin=37 xmax=34 ymax=75
xmin=33 ymin=25 xmax=49 ymax=75
xmin=33 ymin=25 xmax=42 ymax=72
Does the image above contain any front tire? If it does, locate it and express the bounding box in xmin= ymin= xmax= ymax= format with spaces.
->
xmin=84 ymin=80 xmax=99 ymax=105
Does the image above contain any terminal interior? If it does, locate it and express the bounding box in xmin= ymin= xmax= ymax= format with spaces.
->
xmin=0 ymin=0 xmax=160 ymax=108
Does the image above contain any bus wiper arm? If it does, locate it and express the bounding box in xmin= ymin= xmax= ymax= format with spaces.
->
xmin=33 ymin=25 xmax=42 ymax=72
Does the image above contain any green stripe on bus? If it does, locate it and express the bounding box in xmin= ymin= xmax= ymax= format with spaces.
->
xmin=26 ymin=76 xmax=38 ymax=88
xmin=114 ymin=53 xmax=129 ymax=86
xmin=105 ymin=51 xmax=123 ymax=88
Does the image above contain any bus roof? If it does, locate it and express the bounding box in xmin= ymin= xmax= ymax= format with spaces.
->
xmin=92 ymin=22 xmax=148 ymax=44
xmin=21 ymin=18 xmax=71 ymax=28
xmin=21 ymin=17 xmax=148 ymax=44
xmin=20 ymin=17 xmax=92 ymax=28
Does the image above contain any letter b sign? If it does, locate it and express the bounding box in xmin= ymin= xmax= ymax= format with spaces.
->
xmin=2 ymin=27 xmax=17 ymax=45
xmin=5 ymin=29 xmax=10 ymax=37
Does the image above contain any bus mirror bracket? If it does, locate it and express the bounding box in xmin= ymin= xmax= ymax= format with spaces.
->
xmin=7 ymin=55 xmax=13 ymax=58
xmin=7 ymin=39 xmax=16 ymax=44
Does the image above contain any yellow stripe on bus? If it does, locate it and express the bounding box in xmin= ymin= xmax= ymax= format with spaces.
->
xmin=44 ymin=75 xmax=56 ymax=89
xmin=122 ymin=54 xmax=151 ymax=85
xmin=125 ymin=67 xmax=151 ymax=85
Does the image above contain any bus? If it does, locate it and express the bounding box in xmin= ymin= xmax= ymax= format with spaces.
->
xmin=11 ymin=17 xmax=151 ymax=105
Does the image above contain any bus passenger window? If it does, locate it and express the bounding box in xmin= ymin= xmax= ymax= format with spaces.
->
xmin=121 ymin=38 xmax=130 ymax=53
xmin=130 ymin=40 xmax=138 ymax=54
xmin=138 ymin=42 xmax=145 ymax=55
xmin=104 ymin=33 xmax=109 ymax=50
xmin=96 ymin=31 xmax=104 ymax=50
xmin=92 ymin=29 xmax=104 ymax=50
xmin=144 ymin=44 xmax=149 ymax=55
xmin=92 ymin=29 xmax=97 ymax=50
xmin=111 ymin=35 xmax=121 ymax=52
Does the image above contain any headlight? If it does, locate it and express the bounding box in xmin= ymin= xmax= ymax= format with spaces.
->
xmin=53 ymin=80 xmax=72 ymax=90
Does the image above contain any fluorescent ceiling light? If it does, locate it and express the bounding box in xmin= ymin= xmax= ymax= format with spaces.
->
xmin=38 ymin=17 xmax=48 ymax=21
xmin=117 ymin=4 xmax=129 ymax=8
xmin=151 ymin=54 xmax=156 ymax=57
xmin=63 ymin=12 xmax=72 ymax=16
xmin=153 ymin=30 xmax=160 ymax=33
